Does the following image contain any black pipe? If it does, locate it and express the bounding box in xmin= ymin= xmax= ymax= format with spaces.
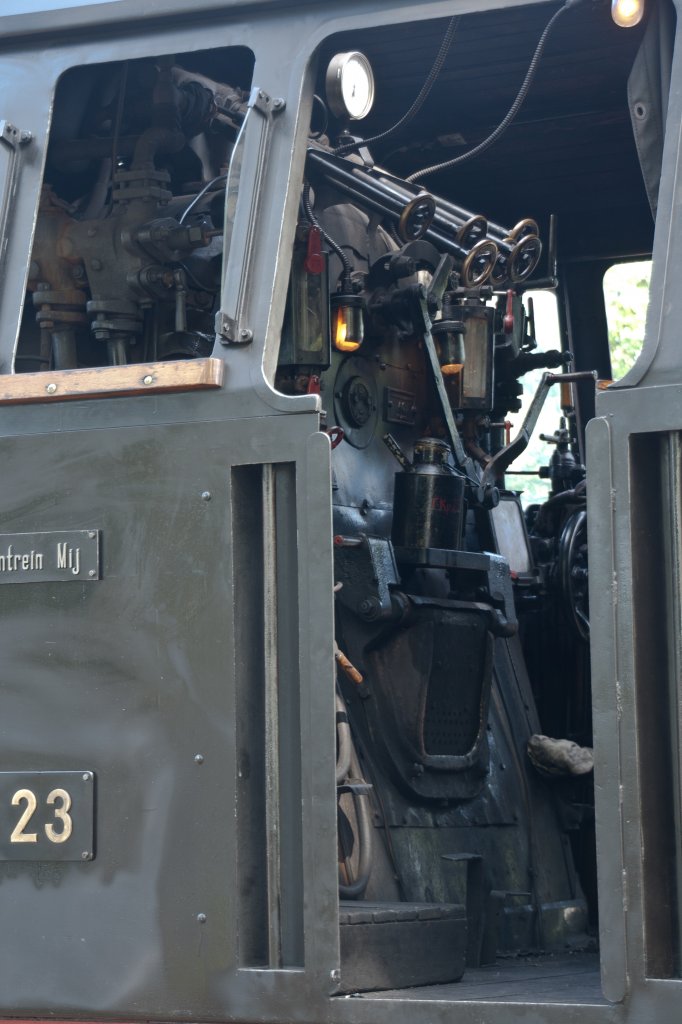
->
xmin=307 ymin=148 xmax=499 ymax=285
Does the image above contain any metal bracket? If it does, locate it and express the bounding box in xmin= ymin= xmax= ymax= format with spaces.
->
xmin=0 ymin=120 xmax=32 ymax=284
xmin=216 ymin=88 xmax=285 ymax=346
xmin=334 ymin=534 xmax=400 ymax=622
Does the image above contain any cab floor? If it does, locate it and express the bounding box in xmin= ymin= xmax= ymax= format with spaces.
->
xmin=354 ymin=952 xmax=605 ymax=1005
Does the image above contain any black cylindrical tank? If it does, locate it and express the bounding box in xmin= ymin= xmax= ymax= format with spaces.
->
xmin=391 ymin=438 xmax=465 ymax=551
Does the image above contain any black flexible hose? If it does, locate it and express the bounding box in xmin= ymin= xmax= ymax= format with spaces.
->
xmin=302 ymin=182 xmax=354 ymax=287
xmin=407 ymin=0 xmax=586 ymax=183
xmin=335 ymin=16 xmax=459 ymax=157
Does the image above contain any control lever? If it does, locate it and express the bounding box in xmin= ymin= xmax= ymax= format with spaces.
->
xmin=426 ymin=252 xmax=455 ymax=307
xmin=476 ymin=370 xmax=596 ymax=503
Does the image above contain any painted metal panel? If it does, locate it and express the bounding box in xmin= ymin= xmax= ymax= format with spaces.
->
xmin=0 ymin=411 xmax=337 ymax=1019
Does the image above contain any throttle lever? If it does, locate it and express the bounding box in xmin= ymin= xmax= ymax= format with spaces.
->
xmin=426 ymin=253 xmax=455 ymax=308
xmin=476 ymin=370 xmax=596 ymax=502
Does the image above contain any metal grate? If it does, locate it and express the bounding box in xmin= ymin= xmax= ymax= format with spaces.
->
xmin=422 ymin=616 xmax=487 ymax=757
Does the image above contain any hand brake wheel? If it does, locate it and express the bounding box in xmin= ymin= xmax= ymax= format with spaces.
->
xmin=558 ymin=508 xmax=589 ymax=641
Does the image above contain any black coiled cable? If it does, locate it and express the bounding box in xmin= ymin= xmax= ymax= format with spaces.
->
xmin=407 ymin=0 xmax=586 ymax=182
xmin=334 ymin=16 xmax=459 ymax=158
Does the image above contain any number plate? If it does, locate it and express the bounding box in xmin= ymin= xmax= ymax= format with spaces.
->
xmin=0 ymin=771 xmax=95 ymax=862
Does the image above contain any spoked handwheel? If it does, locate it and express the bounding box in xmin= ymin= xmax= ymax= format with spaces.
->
xmin=558 ymin=508 xmax=589 ymax=641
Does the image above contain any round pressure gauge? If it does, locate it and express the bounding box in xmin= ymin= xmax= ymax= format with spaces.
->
xmin=325 ymin=51 xmax=375 ymax=121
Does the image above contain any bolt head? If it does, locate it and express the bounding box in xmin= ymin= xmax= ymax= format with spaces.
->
xmin=197 ymin=912 xmax=207 ymax=924
xmin=88 ymin=570 xmax=96 ymax=578
xmin=358 ymin=596 xmax=380 ymax=620
xmin=46 ymin=382 xmax=57 ymax=394
xmin=194 ymin=754 xmax=205 ymax=764
xmin=201 ymin=491 xmax=211 ymax=502
xmin=81 ymin=851 xmax=91 ymax=861
xmin=143 ymin=375 xmax=153 ymax=385
xmin=82 ymin=772 xmax=92 ymax=782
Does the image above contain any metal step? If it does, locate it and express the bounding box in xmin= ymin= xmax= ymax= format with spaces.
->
xmin=339 ymin=900 xmax=467 ymax=993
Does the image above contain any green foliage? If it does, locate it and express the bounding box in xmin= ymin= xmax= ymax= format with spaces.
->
xmin=603 ymin=260 xmax=651 ymax=380
xmin=508 ymin=264 xmax=652 ymax=506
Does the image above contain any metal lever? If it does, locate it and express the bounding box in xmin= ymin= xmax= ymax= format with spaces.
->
xmin=427 ymin=252 xmax=455 ymax=307
xmin=409 ymin=288 xmax=493 ymax=503
xmin=0 ymin=120 xmax=32 ymax=285
xmin=477 ymin=370 xmax=597 ymax=500
xmin=383 ymin=432 xmax=413 ymax=472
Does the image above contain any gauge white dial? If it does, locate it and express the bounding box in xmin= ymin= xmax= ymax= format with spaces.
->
xmin=325 ymin=51 xmax=375 ymax=121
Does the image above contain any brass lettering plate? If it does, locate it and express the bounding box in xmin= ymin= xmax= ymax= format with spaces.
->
xmin=0 ymin=530 xmax=100 ymax=583
xmin=0 ymin=771 xmax=96 ymax=861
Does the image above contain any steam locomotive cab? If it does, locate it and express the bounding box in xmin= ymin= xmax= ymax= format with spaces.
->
xmin=0 ymin=0 xmax=676 ymax=1020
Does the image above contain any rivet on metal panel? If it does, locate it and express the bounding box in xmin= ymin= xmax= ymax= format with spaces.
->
xmin=88 ymin=531 xmax=96 ymax=539
xmin=197 ymin=913 xmax=207 ymax=923
xmin=82 ymin=772 xmax=92 ymax=782
xmin=88 ymin=570 xmax=96 ymax=578
xmin=194 ymin=754 xmax=204 ymax=764
xmin=81 ymin=851 xmax=92 ymax=861
xmin=330 ymin=969 xmax=341 ymax=984
xmin=201 ymin=491 xmax=211 ymax=501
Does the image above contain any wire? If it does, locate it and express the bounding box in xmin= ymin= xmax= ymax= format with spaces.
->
xmin=111 ymin=62 xmax=129 ymax=175
xmin=309 ymin=94 xmax=329 ymax=141
xmin=178 ymin=172 xmax=227 ymax=224
xmin=407 ymin=0 xmax=584 ymax=183
xmin=335 ymin=16 xmax=459 ymax=158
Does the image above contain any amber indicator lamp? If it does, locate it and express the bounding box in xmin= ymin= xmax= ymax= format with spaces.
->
xmin=611 ymin=0 xmax=644 ymax=28
xmin=432 ymin=319 xmax=466 ymax=376
xmin=332 ymin=292 xmax=365 ymax=353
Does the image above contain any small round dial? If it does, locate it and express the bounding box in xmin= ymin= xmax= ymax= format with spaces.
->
xmin=325 ymin=51 xmax=375 ymax=121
